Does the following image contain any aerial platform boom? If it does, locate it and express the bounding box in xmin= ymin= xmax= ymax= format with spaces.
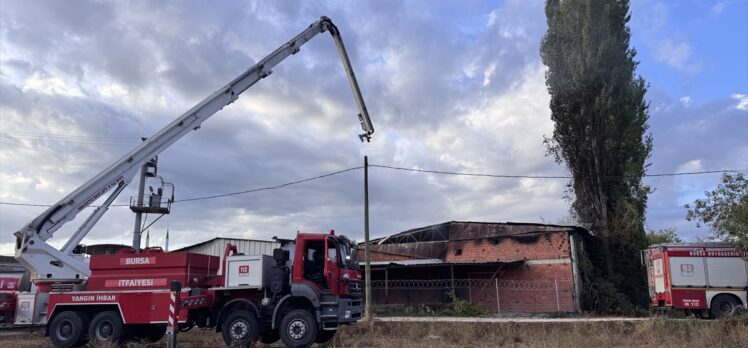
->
xmin=14 ymin=16 xmax=374 ymax=282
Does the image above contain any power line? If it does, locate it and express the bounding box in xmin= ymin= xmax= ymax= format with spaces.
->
xmin=0 ymin=202 xmax=52 ymax=207
xmin=175 ymin=166 xmax=363 ymax=203
xmin=370 ymin=164 xmax=569 ymax=179
xmin=0 ymin=131 xmax=140 ymax=147
xmin=0 ymin=166 xmax=364 ymax=208
xmin=0 ymin=165 xmax=744 ymax=208
xmin=0 ymin=130 xmax=138 ymax=141
xmin=369 ymin=164 xmax=747 ymax=179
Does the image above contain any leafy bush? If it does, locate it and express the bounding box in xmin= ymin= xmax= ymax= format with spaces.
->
xmin=448 ymin=291 xmax=489 ymax=317
xmin=373 ymin=291 xmax=489 ymax=317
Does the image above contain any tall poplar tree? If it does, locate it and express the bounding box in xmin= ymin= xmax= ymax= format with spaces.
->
xmin=540 ymin=0 xmax=653 ymax=307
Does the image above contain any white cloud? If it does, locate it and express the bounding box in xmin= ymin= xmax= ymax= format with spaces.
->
xmin=711 ymin=1 xmax=729 ymax=14
xmin=645 ymin=93 xmax=748 ymax=240
xmin=0 ymin=0 xmax=745 ymax=255
xmin=630 ymin=2 xmax=702 ymax=76
xmin=0 ymin=1 xmax=563 ymax=255
xmin=654 ymin=38 xmax=700 ymax=73
xmin=677 ymin=159 xmax=702 ymax=172
xmin=22 ymin=72 xmax=84 ymax=98
xmin=731 ymin=93 xmax=748 ymax=110
xmin=482 ymin=63 xmax=496 ymax=87
xmin=680 ymin=96 xmax=691 ymax=107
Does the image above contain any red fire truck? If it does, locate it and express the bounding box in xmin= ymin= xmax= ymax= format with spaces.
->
xmin=24 ymin=233 xmax=362 ymax=348
xmin=642 ymin=243 xmax=748 ymax=318
xmin=11 ymin=16 xmax=373 ymax=348
xmin=0 ymin=273 xmax=26 ymax=324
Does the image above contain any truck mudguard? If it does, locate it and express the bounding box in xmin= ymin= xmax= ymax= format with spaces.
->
xmin=216 ymin=298 xmax=261 ymax=327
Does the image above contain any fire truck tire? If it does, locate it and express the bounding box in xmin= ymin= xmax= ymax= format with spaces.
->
xmin=260 ymin=329 xmax=280 ymax=344
xmin=279 ymin=309 xmax=318 ymax=348
xmin=48 ymin=311 xmax=87 ymax=348
xmin=1 ymin=310 xmax=13 ymax=324
xmin=88 ymin=311 xmax=126 ymax=343
xmin=221 ymin=311 xmax=260 ymax=347
xmin=315 ymin=329 xmax=336 ymax=344
xmin=710 ymin=294 xmax=739 ymax=318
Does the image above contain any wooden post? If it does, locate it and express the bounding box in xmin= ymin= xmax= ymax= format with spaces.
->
xmin=132 ymin=163 xmax=148 ymax=252
xmin=364 ymin=156 xmax=372 ymax=321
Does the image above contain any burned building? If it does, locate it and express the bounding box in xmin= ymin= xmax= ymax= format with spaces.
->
xmin=362 ymin=221 xmax=591 ymax=313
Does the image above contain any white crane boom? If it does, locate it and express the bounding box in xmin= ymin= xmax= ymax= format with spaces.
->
xmin=13 ymin=16 xmax=374 ymax=282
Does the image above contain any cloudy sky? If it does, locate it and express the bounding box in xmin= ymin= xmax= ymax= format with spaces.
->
xmin=1 ymin=0 xmax=746 ymax=254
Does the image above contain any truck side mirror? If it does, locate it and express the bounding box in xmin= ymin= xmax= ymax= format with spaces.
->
xmin=273 ymin=249 xmax=289 ymax=265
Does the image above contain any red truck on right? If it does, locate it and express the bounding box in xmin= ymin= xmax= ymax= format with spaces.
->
xmin=642 ymin=243 xmax=747 ymax=318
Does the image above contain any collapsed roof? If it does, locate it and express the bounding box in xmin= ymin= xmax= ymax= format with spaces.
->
xmin=365 ymin=221 xmax=590 ymax=260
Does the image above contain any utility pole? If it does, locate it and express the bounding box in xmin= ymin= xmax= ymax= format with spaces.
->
xmin=364 ymin=156 xmax=372 ymax=321
xmin=131 ymin=163 xmax=148 ymax=252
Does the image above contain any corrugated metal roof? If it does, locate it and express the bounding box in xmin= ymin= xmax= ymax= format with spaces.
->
xmin=174 ymin=237 xmax=277 ymax=252
xmin=178 ymin=238 xmax=278 ymax=256
xmin=448 ymin=259 xmax=525 ymax=265
xmin=371 ymin=221 xmax=592 ymax=245
xmin=370 ymin=259 xmax=443 ymax=266
xmin=0 ymin=255 xmax=25 ymax=273
xmin=369 ymin=258 xmax=525 ymax=267
xmin=175 ymin=238 xmax=279 ymax=274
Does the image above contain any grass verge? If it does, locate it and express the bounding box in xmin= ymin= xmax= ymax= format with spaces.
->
xmin=4 ymin=316 xmax=747 ymax=348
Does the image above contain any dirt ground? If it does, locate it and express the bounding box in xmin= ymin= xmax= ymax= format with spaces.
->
xmin=3 ymin=317 xmax=748 ymax=348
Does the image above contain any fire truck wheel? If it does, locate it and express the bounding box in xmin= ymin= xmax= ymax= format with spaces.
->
xmin=710 ymin=294 xmax=739 ymax=318
xmin=221 ymin=311 xmax=260 ymax=347
xmin=260 ymin=329 xmax=280 ymax=344
xmin=279 ymin=309 xmax=318 ymax=348
xmin=88 ymin=311 xmax=126 ymax=343
xmin=48 ymin=311 xmax=86 ymax=348
xmin=315 ymin=329 xmax=336 ymax=344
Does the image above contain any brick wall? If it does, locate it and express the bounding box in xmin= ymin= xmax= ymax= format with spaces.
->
xmin=446 ymin=231 xmax=570 ymax=263
xmin=365 ymin=229 xmax=580 ymax=313
xmin=466 ymin=263 xmax=576 ymax=313
xmin=369 ymin=262 xmax=577 ymax=313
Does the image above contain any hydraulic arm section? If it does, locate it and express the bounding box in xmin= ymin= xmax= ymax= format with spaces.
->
xmin=14 ymin=16 xmax=374 ymax=282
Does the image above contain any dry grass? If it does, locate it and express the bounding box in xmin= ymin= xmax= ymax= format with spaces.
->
xmin=4 ymin=317 xmax=748 ymax=348
xmin=330 ymin=318 xmax=748 ymax=348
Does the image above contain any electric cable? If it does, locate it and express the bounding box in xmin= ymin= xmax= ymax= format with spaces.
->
xmin=369 ymin=164 xmax=747 ymax=179
xmin=0 ymin=165 xmax=744 ymax=208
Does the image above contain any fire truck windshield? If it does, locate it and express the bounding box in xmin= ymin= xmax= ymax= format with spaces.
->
xmin=339 ymin=239 xmax=359 ymax=269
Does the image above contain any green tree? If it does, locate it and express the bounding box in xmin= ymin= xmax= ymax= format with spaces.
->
xmin=686 ymin=173 xmax=748 ymax=252
xmin=645 ymin=227 xmax=682 ymax=246
xmin=540 ymin=0 xmax=652 ymax=308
